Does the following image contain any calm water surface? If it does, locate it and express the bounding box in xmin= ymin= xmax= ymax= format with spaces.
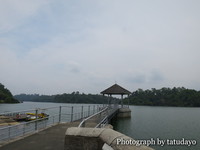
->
xmin=113 ymin=105 xmax=200 ymax=150
xmin=0 ymin=102 xmax=90 ymax=113
xmin=0 ymin=102 xmax=99 ymax=122
xmin=1 ymin=102 xmax=199 ymax=150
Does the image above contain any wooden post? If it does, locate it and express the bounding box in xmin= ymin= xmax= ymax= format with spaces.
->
xmin=121 ymin=94 xmax=123 ymax=108
xmin=128 ymin=94 xmax=130 ymax=108
xmin=109 ymin=94 xmax=112 ymax=107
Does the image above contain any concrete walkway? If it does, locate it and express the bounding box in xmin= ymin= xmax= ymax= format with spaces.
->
xmin=0 ymin=122 xmax=81 ymax=150
xmin=0 ymin=109 xmax=105 ymax=150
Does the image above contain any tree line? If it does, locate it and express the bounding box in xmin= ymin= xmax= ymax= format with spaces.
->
xmin=124 ymin=87 xmax=200 ymax=107
xmin=14 ymin=91 xmax=114 ymax=104
xmin=3 ymin=83 xmax=200 ymax=107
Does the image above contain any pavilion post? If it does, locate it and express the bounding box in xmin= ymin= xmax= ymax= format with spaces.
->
xmin=100 ymin=84 xmax=131 ymax=108
xmin=128 ymin=94 xmax=130 ymax=108
xmin=109 ymin=94 xmax=112 ymax=107
xmin=121 ymin=94 xmax=123 ymax=108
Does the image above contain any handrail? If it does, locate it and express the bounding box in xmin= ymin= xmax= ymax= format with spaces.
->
xmin=78 ymin=107 xmax=108 ymax=127
xmin=95 ymin=116 xmax=108 ymax=128
xmin=0 ymin=104 xmax=103 ymax=143
xmin=0 ymin=105 xmax=103 ymax=116
xmin=95 ymin=106 xmax=119 ymax=128
xmin=0 ymin=116 xmax=51 ymax=130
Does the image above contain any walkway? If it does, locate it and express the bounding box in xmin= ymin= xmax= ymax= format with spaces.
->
xmin=0 ymin=111 xmax=106 ymax=150
xmin=0 ymin=105 xmax=118 ymax=150
xmin=0 ymin=122 xmax=80 ymax=150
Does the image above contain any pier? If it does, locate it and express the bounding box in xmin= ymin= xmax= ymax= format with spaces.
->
xmin=0 ymin=84 xmax=154 ymax=150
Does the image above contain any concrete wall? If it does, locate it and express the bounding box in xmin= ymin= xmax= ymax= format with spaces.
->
xmin=65 ymin=127 xmax=154 ymax=150
xmin=117 ymin=108 xmax=131 ymax=118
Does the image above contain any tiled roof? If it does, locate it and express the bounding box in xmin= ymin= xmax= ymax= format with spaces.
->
xmin=101 ymin=84 xmax=131 ymax=95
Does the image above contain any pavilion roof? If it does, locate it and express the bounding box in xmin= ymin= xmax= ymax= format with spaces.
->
xmin=101 ymin=84 xmax=131 ymax=95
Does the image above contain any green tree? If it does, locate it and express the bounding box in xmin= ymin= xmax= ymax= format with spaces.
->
xmin=126 ymin=87 xmax=200 ymax=107
xmin=0 ymin=83 xmax=19 ymax=103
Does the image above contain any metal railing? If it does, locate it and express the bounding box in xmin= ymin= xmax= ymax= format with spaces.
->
xmin=0 ymin=104 xmax=103 ymax=143
xmin=78 ymin=107 xmax=108 ymax=127
xmin=77 ymin=105 xmax=120 ymax=150
xmin=95 ymin=105 xmax=119 ymax=128
xmin=78 ymin=105 xmax=119 ymax=128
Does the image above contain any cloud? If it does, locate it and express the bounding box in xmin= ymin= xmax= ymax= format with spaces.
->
xmin=0 ymin=0 xmax=49 ymax=33
xmin=149 ymin=70 xmax=165 ymax=83
xmin=0 ymin=0 xmax=200 ymax=94
xmin=124 ymin=70 xmax=165 ymax=87
xmin=127 ymin=74 xmax=146 ymax=84
xmin=67 ymin=61 xmax=81 ymax=74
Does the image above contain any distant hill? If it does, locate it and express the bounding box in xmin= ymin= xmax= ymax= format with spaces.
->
xmin=0 ymin=83 xmax=19 ymax=103
xmin=124 ymin=87 xmax=200 ymax=107
xmin=14 ymin=92 xmax=117 ymax=104
xmin=14 ymin=87 xmax=200 ymax=107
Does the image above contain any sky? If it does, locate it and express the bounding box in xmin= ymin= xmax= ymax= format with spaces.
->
xmin=0 ymin=0 xmax=200 ymax=95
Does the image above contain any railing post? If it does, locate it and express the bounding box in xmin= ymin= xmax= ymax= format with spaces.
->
xmin=93 ymin=105 xmax=95 ymax=114
xmin=45 ymin=118 xmax=47 ymax=128
xmin=59 ymin=106 xmax=62 ymax=123
xmin=8 ymin=126 xmax=11 ymax=141
xmin=23 ymin=123 xmax=26 ymax=136
xmin=88 ymin=106 xmax=90 ymax=116
xmin=71 ymin=106 xmax=74 ymax=122
xmin=35 ymin=109 xmax=38 ymax=131
xmin=99 ymin=111 xmax=102 ymax=122
xmin=81 ymin=106 xmax=83 ymax=119
xmin=82 ymin=119 xmax=85 ymax=127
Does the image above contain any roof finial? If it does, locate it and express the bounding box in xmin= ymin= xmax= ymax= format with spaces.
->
xmin=115 ymin=80 xmax=117 ymax=84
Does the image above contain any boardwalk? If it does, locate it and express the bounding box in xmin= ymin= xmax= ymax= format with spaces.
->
xmin=0 ymin=105 xmax=118 ymax=150
xmin=0 ymin=122 xmax=80 ymax=150
xmin=0 ymin=108 xmax=108 ymax=150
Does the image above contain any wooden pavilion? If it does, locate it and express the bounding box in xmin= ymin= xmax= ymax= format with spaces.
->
xmin=101 ymin=84 xmax=131 ymax=107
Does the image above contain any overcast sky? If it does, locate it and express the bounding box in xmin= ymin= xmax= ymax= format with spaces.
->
xmin=0 ymin=0 xmax=200 ymax=95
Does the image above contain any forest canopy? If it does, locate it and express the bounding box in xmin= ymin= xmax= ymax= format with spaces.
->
xmin=124 ymin=87 xmax=200 ymax=107
xmin=14 ymin=92 xmax=115 ymax=104
xmin=0 ymin=83 xmax=19 ymax=103
xmin=14 ymin=87 xmax=200 ymax=107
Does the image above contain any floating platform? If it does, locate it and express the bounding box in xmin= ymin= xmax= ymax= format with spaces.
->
xmin=0 ymin=116 xmax=19 ymax=127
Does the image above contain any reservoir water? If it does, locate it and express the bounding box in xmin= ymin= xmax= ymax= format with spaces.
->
xmin=113 ymin=105 xmax=200 ymax=150
xmin=0 ymin=102 xmax=199 ymax=150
